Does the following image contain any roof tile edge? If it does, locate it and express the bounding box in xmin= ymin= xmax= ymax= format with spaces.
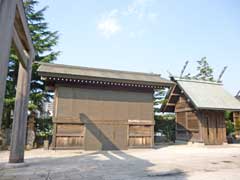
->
xmin=173 ymin=76 xmax=223 ymax=86
xmin=38 ymin=62 xmax=162 ymax=78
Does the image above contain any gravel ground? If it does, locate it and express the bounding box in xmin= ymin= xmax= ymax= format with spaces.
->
xmin=0 ymin=144 xmax=240 ymax=180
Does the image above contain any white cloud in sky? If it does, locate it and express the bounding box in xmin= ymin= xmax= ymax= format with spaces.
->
xmin=97 ymin=9 xmax=121 ymax=38
xmin=127 ymin=0 xmax=151 ymax=18
xmin=97 ymin=0 xmax=158 ymax=38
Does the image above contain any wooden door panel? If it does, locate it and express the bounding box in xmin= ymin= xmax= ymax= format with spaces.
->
xmin=128 ymin=125 xmax=152 ymax=147
xmin=55 ymin=124 xmax=85 ymax=149
xmin=202 ymin=111 xmax=225 ymax=145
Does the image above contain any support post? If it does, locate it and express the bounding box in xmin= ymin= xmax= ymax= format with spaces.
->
xmin=9 ymin=56 xmax=33 ymax=163
xmin=0 ymin=0 xmax=17 ymax=128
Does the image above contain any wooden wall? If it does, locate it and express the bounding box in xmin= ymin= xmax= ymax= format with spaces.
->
xmin=175 ymin=94 xmax=226 ymax=145
xmin=233 ymin=112 xmax=240 ymax=137
xmin=52 ymin=86 xmax=154 ymax=150
xmin=128 ymin=120 xmax=154 ymax=148
xmin=175 ymin=95 xmax=201 ymax=142
xmin=55 ymin=124 xmax=85 ymax=148
xmin=200 ymin=111 xmax=226 ymax=145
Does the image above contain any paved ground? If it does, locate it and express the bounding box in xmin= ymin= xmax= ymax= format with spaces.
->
xmin=0 ymin=144 xmax=240 ymax=180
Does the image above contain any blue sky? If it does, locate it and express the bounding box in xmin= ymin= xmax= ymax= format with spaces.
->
xmin=38 ymin=0 xmax=240 ymax=95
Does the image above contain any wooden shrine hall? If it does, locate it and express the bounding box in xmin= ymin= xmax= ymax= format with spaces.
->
xmin=162 ymin=77 xmax=240 ymax=145
xmin=38 ymin=63 xmax=173 ymax=150
xmin=0 ymin=0 xmax=35 ymax=163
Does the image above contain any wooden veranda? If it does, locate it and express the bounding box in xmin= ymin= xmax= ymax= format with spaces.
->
xmin=0 ymin=0 xmax=35 ymax=163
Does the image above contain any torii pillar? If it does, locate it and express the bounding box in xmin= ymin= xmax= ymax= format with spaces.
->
xmin=0 ymin=0 xmax=17 ymax=129
xmin=0 ymin=0 xmax=35 ymax=163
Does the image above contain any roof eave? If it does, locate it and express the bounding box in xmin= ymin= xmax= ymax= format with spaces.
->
xmin=197 ymin=107 xmax=240 ymax=112
xmin=38 ymin=70 xmax=174 ymax=87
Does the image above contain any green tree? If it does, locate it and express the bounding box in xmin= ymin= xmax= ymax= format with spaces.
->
xmin=194 ymin=57 xmax=214 ymax=81
xmin=2 ymin=0 xmax=59 ymax=128
xmin=180 ymin=57 xmax=215 ymax=81
xmin=26 ymin=0 xmax=60 ymax=110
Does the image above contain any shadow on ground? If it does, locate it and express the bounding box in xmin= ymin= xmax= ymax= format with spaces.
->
xmin=0 ymin=149 xmax=188 ymax=180
xmin=0 ymin=114 xmax=188 ymax=180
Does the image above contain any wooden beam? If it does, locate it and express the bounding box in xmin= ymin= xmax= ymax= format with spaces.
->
xmin=9 ymin=55 xmax=33 ymax=163
xmin=172 ymin=93 xmax=180 ymax=96
xmin=12 ymin=28 xmax=28 ymax=69
xmin=175 ymin=108 xmax=194 ymax=113
xmin=0 ymin=0 xmax=17 ymax=129
xmin=167 ymin=103 xmax=176 ymax=106
xmin=161 ymin=84 xmax=176 ymax=113
xmin=16 ymin=0 xmax=35 ymax=56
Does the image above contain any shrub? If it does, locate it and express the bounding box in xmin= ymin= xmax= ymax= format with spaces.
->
xmin=35 ymin=117 xmax=53 ymax=146
xmin=225 ymin=120 xmax=235 ymax=136
xmin=155 ymin=114 xmax=176 ymax=142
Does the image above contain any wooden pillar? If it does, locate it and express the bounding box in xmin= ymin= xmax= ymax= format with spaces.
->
xmin=50 ymin=88 xmax=58 ymax=149
xmin=9 ymin=56 xmax=32 ymax=163
xmin=233 ymin=112 xmax=240 ymax=138
xmin=0 ymin=0 xmax=17 ymax=128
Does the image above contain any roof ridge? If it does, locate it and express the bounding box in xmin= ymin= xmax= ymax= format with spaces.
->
xmin=39 ymin=62 xmax=162 ymax=78
xmin=173 ymin=77 xmax=222 ymax=85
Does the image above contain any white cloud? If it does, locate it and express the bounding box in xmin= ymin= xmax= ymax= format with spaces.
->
xmin=97 ymin=0 xmax=158 ymax=38
xmin=97 ymin=10 xmax=121 ymax=38
xmin=98 ymin=18 xmax=121 ymax=38
xmin=126 ymin=0 xmax=156 ymax=19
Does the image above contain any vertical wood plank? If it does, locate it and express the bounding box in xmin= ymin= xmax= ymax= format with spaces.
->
xmin=0 ymin=0 xmax=17 ymax=128
xmin=222 ymin=112 xmax=227 ymax=143
xmin=209 ymin=112 xmax=213 ymax=144
xmin=218 ymin=112 xmax=221 ymax=145
xmin=198 ymin=112 xmax=203 ymax=142
xmin=50 ymin=88 xmax=58 ymax=149
xmin=51 ymin=123 xmax=57 ymax=149
xmin=202 ymin=111 xmax=207 ymax=144
xmin=9 ymin=55 xmax=32 ymax=163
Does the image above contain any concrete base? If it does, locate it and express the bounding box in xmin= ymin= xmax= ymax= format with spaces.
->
xmin=4 ymin=162 xmax=29 ymax=169
xmin=1 ymin=146 xmax=240 ymax=179
xmin=175 ymin=140 xmax=204 ymax=146
xmin=187 ymin=142 xmax=204 ymax=146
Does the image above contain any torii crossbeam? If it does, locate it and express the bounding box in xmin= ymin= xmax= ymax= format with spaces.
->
xmin=0 ymin=0 xmax=35 ymax=163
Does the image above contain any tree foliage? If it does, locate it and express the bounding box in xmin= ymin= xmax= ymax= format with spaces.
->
xmin=2 ymin=0 xmax=59 ymax=128
xmin=25 ymin=0 xmax=60 ymax=110
xmin=181 ymin=57 xmax=215 ymax=81
xmin=194 ymin=57 xmax=214 ymax=81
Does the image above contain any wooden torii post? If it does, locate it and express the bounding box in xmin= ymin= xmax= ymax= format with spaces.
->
xmin=0 ymin=0 xmax=35 ymax=163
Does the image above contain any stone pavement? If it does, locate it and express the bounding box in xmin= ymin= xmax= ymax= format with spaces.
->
xmin=0 ymin=144 xmax=240 ymax=180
